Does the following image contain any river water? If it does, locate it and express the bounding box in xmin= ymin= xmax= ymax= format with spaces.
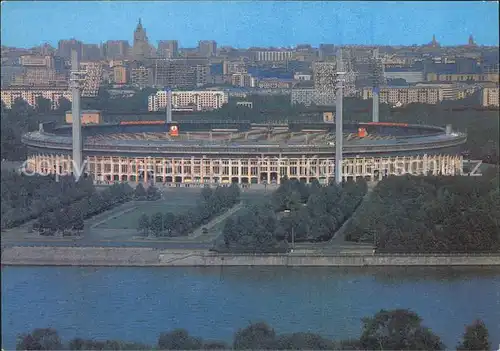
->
xmin=2 ymin=266 xmax=500 ymax=349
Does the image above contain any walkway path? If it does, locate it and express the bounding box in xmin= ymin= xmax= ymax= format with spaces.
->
xmin=188 ymin=202 xmax=243 ymax=241
xmin=328 ymin=182 xmax=377 ymax=247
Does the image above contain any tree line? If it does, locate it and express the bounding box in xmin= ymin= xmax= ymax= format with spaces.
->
xmin=137 ymin=184 xmax=240 ymax=237
xmin=344 ymin=172 xmax=500 ymax=253
xmin=33 ymin=183 xmax=135 ymax=236
xmin=1 ymin=172 xmax=94 ymax=229
xmin=16 ymin=309 xmax=493 ymax=350
xmin=220 ymin=178 xmax=367 ymax=253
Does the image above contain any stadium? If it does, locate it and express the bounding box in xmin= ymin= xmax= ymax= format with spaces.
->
xmin=21 ymin=120 xmax=467 ymax=185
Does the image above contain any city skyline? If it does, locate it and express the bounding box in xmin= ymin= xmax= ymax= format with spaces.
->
xmin=1 ymin=1 xmax=499 ymax=49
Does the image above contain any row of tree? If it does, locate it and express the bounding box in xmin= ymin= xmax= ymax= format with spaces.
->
xmin=344 ymin=172 xmax=500 ymax=253
xmin=133 ymin=183 xmax=161 ymax=201
xmin=1 ymin=172 xmax=95 ymax=229
xmin=33 ymin=183 xmax=134 ymax=236
xmin=137 ymin=185 xmax=241 ymax=237
xmin=221 ymin=179 xmax=367 ymax=252
xmin=16 ymin=309 xmax=493 ymax=350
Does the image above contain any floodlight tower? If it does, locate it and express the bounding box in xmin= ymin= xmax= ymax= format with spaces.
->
xmin=372 ymin=48 xmax=381 ymax=122
xmin=70 ymin=49 xmax=86 ymax=174
xmin=165 ymin=87 xmax=172 ymax=122
xmin=335 ymin=48 xmax=345 ymax=184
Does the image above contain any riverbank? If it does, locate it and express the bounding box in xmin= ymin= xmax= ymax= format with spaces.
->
xmin=2 ymin=246 xmax=500 ymax=266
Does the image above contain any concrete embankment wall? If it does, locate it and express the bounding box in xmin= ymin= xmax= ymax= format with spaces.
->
xmin=2 ymin=246 xmax=500 ymax=267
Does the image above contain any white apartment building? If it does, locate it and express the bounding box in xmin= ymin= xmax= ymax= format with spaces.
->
xmin=148 ymin=90 xmax=228 ymax=112
xmin=293 ymin=73 xmax=312 ymax=81
xmin=1 ymin=87 xmax=72 ymax=109
xmin=256 ymin=51 xmax=293 ymax=62
xmin=481 ymin=87 xmax=499 ymax=107
xmin=362 ymin=87 xmax=443 ymax=106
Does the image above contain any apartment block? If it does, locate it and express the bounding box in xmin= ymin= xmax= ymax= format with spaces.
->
xmin=80 ymin=62 xmax=103 ymax=97
xmin=223 ymin=61 xmax=247 ymax=75
xmin=131 ymin=66 xmax=153 ymax=88
xmin=481 ymin=87 xmax=499 ymax=107
xmin=158 ymin=40 xmax=179 ymax=58
xmin=148 ymin=90 xmax=228 ymax=112
xmin=19 ymin=55 xmax=54 ymax=68
xmin=255 ymin=51 xmax=293 ymax=62
xmin=112 ymin=65 xmax=128 ymax=85
xmin=426 ymin=72 xmax=499 ymax=83
xmin=258 ymin=78 xmax=295 ymax=89
xmin=1 ymin=87 xmax=72 ymax=109
xmin=291 ymin=88 xmax=316 ymax=106
xmin=362 ymin=86 xmax=443 ymax=106
xmin=231 ymin=73 xmax=255 ymax=88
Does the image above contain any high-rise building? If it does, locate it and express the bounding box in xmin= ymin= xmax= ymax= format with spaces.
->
xmin=131 ymin=66 xmax=153 ymax=88
xmin=104 ymin=40 xmax=130 ymax=60
xmin=158 ymin=40 xmax=179 ymax=58
xmin=81 ymin=44 xmax=101 ymax=61
xmin=198 ymin=40 xmax=217 ymax=57
xmin=313 ymin=62 xmax=337 ymax=101
xmin=132 ymin=19 xmax=151 ymax=62
xmin=153 ymin=59 xmax=197 ymax=89
xmin=57 ymin=39 xmax=83 ymax=59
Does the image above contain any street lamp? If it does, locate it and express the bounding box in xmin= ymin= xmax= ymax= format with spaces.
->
xmin=284 ymin=209 xmax=295 ymax=252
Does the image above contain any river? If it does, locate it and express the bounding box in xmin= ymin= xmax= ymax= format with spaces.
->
xmin=2 ymin=266 xmax=500 ymax=349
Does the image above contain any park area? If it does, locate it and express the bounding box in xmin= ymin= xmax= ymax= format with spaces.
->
xmin=94 ymin=188 xmax=202 ymax=230
xmin=93 ymin=187 xmax=270 ymax=242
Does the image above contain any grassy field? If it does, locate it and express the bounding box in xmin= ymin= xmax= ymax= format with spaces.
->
xmin=95 ymin=188 xmax=202 ymax=230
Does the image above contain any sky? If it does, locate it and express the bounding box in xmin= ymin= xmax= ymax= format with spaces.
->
xmin=1 ymin=1 xmax=499 ymax=48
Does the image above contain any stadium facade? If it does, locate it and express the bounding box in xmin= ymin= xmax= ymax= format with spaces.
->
xmin=22 ymin=120 xmax=466 ymax=185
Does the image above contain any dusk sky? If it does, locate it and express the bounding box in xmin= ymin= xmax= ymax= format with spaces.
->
xmin=1 ymin=1 xmax=499 ymax=48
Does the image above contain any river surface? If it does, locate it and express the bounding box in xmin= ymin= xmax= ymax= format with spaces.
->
xmin=2 ymin=266 xmax=500 ymax=349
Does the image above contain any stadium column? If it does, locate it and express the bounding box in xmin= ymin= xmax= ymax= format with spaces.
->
xmin=70 ymin=49 xmax=83 ymax=176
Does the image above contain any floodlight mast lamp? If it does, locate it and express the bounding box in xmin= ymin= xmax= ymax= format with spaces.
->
xmin=70 ymin=49 xmax=85 ymax=175
xmin=335 ymin=48 xmax=344 ymax=185
xmin=372 ymin=48 xmax=380 ymax=123
xmin=165 ymin=87 xmax=172 ymax=123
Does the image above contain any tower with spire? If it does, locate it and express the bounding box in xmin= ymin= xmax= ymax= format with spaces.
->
xmin=132 ymin=18 xmax=151 ymax=61
xmin=468 ymin=34 xmax=476 ymax=46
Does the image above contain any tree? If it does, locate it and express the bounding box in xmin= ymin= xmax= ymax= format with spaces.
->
xmin=457 ymin=320 xmax=491 ymax=351
xmin=57 ymin=97 xmax=72 ymax=113
xmin=359 ymin=309 xmax=445 ymax=350
xmin=35 ymin=97 xmax=52 ymax=113
xmin=134 ymin=183 xmax=147 ymax=200
xmin=274 ymin=332 xmax=335 ymax=350
xmin=137 ymin=213 xmax=150 ymax=236
xmin=233 ymin=322 xmax=276 ymax=350
xmin=150 ymin=212 xmax=164 ymax=236
xmin=201 ymin=187 xmax=213 ymax=202
xmin=146 ymin=185 xmax=161 ymax=200
xmin=157 ymin=329 xmax=202 ymax=350
xmin=16 ymin=328 xmax=63 ymax=350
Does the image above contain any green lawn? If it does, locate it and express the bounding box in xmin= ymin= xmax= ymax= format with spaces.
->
xmin=96 ymin=189 xmax=202 ymax=229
